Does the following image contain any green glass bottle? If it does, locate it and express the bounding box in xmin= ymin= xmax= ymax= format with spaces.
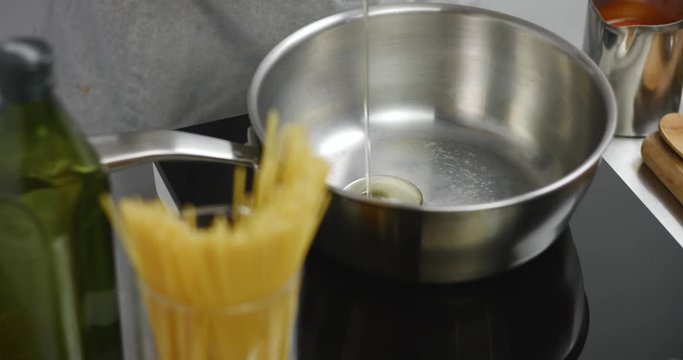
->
xmin=0 ymin=38 xmax=122 ymax=359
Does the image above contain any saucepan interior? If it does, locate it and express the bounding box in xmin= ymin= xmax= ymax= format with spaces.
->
xmin=249 ymin=4 xmax=615 ymax=210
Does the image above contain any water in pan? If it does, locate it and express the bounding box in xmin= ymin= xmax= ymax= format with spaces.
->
xmin=323 ymin=117 xmax=562 ymax=207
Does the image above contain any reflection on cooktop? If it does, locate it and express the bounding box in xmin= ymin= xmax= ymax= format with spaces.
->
xmin=298 ymin=231 xmax=588 ymax=360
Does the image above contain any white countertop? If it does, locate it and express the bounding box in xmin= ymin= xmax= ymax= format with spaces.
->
xmin=604 ymin=137 xmax=683 ymax=245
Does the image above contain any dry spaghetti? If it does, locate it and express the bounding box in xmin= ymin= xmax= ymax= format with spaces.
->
xmin=103 ymin=112 xmax=329 ymax=360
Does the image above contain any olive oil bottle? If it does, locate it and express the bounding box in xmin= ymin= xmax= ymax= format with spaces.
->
xmin=0 ymin=38 xmax=121 ymax=359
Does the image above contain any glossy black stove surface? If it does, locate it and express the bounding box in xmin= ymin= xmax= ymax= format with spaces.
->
xmin=156 ymin=115 xmax=683 ymax=359
xmin=297 ymin=231 xmax=588 ymax=359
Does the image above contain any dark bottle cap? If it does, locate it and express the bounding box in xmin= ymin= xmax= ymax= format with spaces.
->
xmin=0 ymin=37 xmax=54 ymax=102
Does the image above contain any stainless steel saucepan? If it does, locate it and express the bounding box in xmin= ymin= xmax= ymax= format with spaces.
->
xmin=91 ymin=4 xmax=616 ymax=282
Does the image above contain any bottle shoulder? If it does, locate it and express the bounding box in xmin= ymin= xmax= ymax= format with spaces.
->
xmin=0 ymin=96 xmax=107 ymax=184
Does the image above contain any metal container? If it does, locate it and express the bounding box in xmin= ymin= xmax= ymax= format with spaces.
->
xmin=91 ymin=4 xmax=616 ymax=282
xmin=583 ymin=0 xmax=683 ymax=137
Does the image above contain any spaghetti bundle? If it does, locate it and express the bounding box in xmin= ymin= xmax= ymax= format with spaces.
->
xmin=104 ymin=112 xmax=329 ymax=359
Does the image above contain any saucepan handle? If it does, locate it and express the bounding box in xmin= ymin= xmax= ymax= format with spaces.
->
xmin=88 ymin=130 xmax=261 ymax=172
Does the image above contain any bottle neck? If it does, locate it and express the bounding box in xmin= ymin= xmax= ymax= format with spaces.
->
xmin=0 ymin=38 xmax=55 ymax=104
xmin=0 ymin=80 xmax=52 ymax=104
xmin=0 ymin=90 xmax=65 ymax=135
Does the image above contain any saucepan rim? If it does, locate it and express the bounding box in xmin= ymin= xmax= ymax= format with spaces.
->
xmin=247 ymin=3 xmax=617 ymax=213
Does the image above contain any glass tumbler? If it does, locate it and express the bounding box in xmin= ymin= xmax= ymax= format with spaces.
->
xmin=140 ymin=273 xmax=300 ymax=360
xmin=129 ymin=205 xmax=302 ymax=360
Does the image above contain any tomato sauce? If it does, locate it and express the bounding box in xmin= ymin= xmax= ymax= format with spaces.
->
xmin=597 ymin=1 xmax=682 ymax=26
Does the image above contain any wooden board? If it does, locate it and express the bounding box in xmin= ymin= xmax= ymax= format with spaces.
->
xmin=642 ymin=131 xmax=683 ymax=205
xmin=659 ymin=113 xmax=683 ymax=158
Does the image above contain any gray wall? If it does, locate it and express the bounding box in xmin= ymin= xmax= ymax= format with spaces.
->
xmin=2 ymin=0 xmax=587 ymax=46
xmin=0 ymin=0 xmax=48 ymax=38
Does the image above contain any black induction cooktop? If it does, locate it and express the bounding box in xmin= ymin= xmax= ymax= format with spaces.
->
xmin=155 ymin=115 xmax=683 ymax=359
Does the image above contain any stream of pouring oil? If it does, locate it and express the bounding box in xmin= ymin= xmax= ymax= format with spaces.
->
xmin=350 ymin=0 xmax=424 ymax=206
xmin=362 ymin=0 xmax=372 ymax=198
